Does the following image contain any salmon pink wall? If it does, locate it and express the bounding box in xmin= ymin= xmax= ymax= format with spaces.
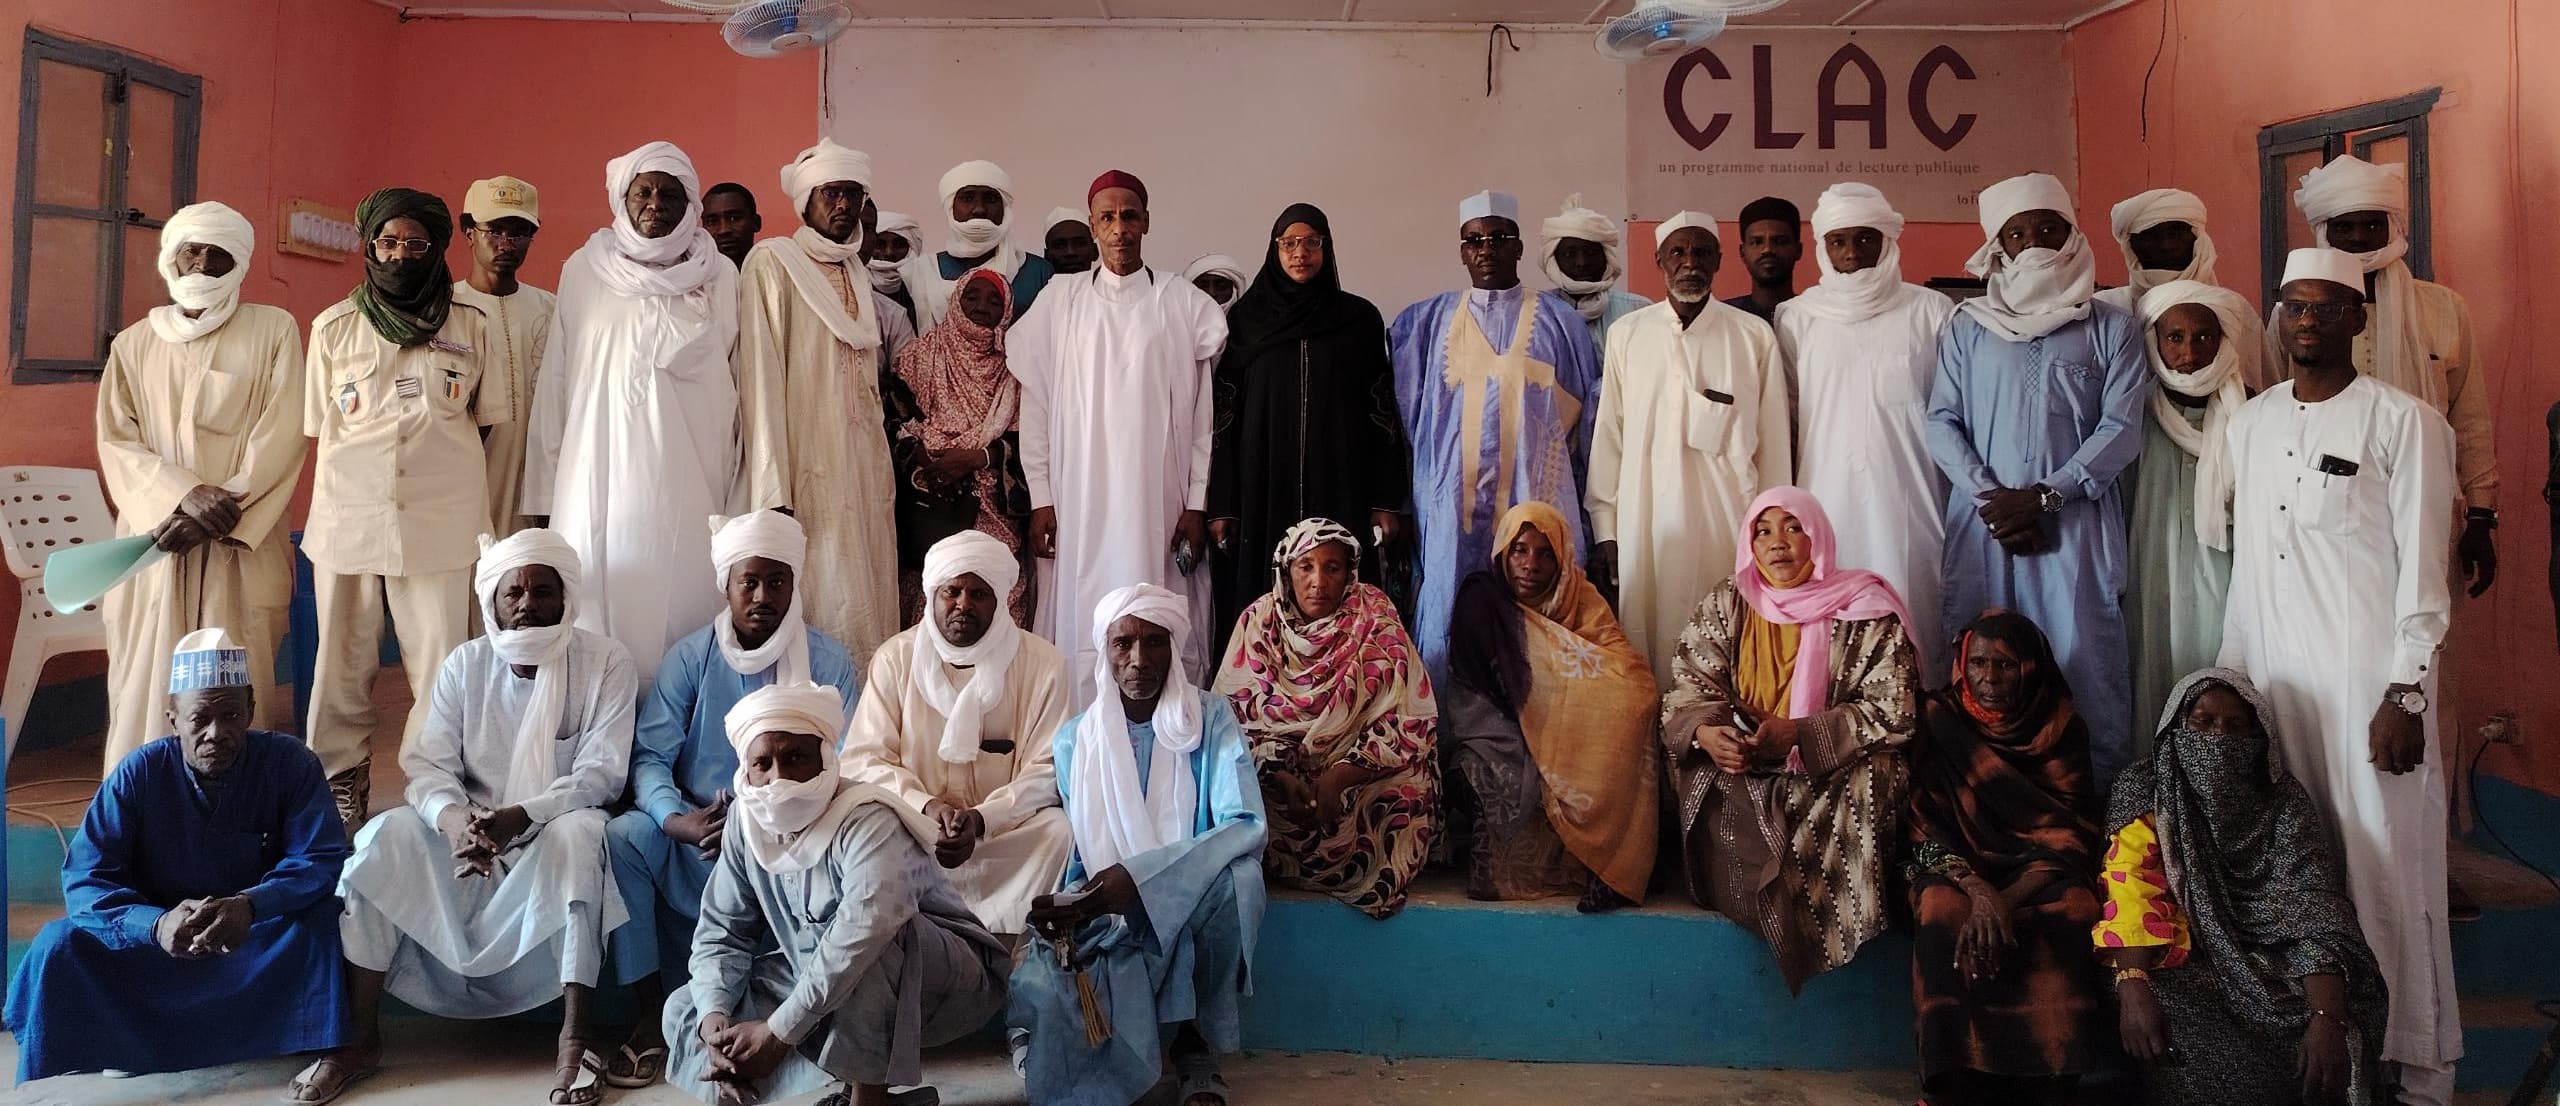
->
xmin=2068 ymin=0 xmax=2560 ymax=795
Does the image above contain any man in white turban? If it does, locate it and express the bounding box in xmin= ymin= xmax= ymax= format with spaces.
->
xmin=93 ymin=201 xmax=307 ymax=769
xmin=525 ymin=140 xmax=740 ymax=683
xmin=1009 ymin=583 xmax=1264 ymax=1106
xmin=662 ymin=682 xmax=1009 ymax=1106
xmin=1042 ymin=205 xmax=1098 ymax=277
xmin=324 ymin=528 xmax=637 ymax=1106
xmin=1182 ymin=253 xmax=1248 ymax=311
xmin=2220 ymin=246 xmax=2460 ymax=1106
xmin=1588 ymin=209 xmax=1792 ymax=683
xmin=1926 ymin=171 xmax=2149 ymax=784
xmin=1539 ymin=192 xmax=1651 ymax=365
xmin=842 ymin=530 xmax=1072 ymax=937
xmin=602 ymin=509 xmax=860 ymax=1088
xmin=866 ymin=207 xmax=922 ymax=329
xmin=738 ymin=137 xmax=902 ymax=666
xmin=1776 ymin=182 xmax=1958 ymax=672
xmin=904 ymin=160 xmax=1058 ymax=328
xmin=2096 ymin=187 xmax=2219 ymax=317
xmin=2290 ymin=155 xmax=2498 ymax=597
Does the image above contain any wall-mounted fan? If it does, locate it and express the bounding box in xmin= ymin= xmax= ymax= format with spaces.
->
xmin=1595 ymin=0 xmax=1792 ymax=62
xmin=722 ymin=0 xmax=852 ymax=58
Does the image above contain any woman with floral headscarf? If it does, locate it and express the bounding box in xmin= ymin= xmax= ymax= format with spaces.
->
xmin=890 ymin=267 xmax=1031 ymax=624
xmin=1211 ymin=518 xmax=1437 ymax=919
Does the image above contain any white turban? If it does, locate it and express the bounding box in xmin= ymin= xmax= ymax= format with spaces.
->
xmin=723 ymin=681 xmax=858 ymax=873
xmin=1067 ymin=583 xmax=1206 ymax=875
xmin=780 ymin=137 xmax=873 ymax=216
xmin=869 ymin=209 xmax=918 ymax=293
xmin=1959 ymin=172 xmax=2095 ymax=342
xmin=1043 ymin=206 xmax=1087 ymax=233
xmin=708 ymin=511 xmax=811 ymax=683
xmin=1182 ymin=254 xmax=1248 ymax=308
xmin=2136 ymin=280 xmax=2261 ymax=551
xmin=1539 ymin=193 xmax=1624 ymax=322
xmin=1790 ymin=183 xmax=1909 ymax=324
xmin=593 ymin=141 xmax=724 ymax=297
xmin=914 ymin=530 xmax=1025 ymax=765
xmin=1654 ymin=210 xmax=1718 ymax=248
xmin=874 ymin=209 xmax=921 ymax=245
xmin=150 ymin=202 xmax=254 ymax=344
xmin=473 ymin=528 xmax=584 ymax=808
xmin=2290 ymin=157 xmax=2435 ymax=407
xmin=2107 ymin=187 xmax=2219 ymax=301
xmin=937 ymin=159 xmax=1023 ymax=276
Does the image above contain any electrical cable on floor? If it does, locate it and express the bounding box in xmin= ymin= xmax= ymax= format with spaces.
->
xmin=2466 ymin=730 xmax=2560 ymax=900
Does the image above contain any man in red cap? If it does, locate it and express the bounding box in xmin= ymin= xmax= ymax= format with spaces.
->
xmin=1009 ymin=170 xmax=1227 ymax=705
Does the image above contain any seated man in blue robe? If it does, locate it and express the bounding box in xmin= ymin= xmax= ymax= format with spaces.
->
xmin=604 ymin=509 xmax=860 ymax=1088
xmin=1010 ymin=584 xmax=1266 ymax=1106
xmin=3 ymin=627 xmax=351 ymax=1083
xmin=663 ymin=682 xmax=1008 ymax=1106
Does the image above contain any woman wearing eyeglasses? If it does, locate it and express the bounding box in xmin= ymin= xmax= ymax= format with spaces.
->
xmin=1204 ymin=202 xmax=1411 ymax=639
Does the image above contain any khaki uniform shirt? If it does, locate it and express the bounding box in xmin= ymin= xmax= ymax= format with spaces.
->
xmin=301 ymin=298 xmax=508 ymax=576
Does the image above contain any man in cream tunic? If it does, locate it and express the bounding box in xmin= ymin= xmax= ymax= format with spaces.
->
xmin=452 ymin=174 xmax=555 ymax=540
xmin=842 ymin=531 xmax=1071 ymax=936
xmin=1589 ymin=211 xmax=1792 ymax=683
xmin=738 ymin=138 xmax=900 ymax=665
xmin=93 ymin=202 xmax=306 ymax=767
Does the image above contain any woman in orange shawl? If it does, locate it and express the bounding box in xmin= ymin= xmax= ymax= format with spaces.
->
xmin=1442 ymin=501 xmax=1657 ymax=912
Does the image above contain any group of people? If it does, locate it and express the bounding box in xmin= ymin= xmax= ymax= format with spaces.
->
xmin=0 ymin=128 xmax=2490 ymax=1106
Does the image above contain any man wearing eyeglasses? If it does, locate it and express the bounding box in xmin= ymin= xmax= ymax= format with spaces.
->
xmin=302 ymin=186 xmax=503 ymax=830
xmin=2219 ymin=246 xmax=2460 ymax=1106
xmin=453 ymin=175 xmax=554 ymax=542
xmin=737 ymin=138 xmax=902 ymax=668
xmin=1387 ymin=189 xmax=1601 ymax=682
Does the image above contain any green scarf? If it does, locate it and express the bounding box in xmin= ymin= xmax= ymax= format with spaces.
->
xmin=350 ymin=187 xmax=454 ymax=348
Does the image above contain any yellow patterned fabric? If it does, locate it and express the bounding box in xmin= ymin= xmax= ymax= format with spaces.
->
xmin=2093 ymin=814 xmax=2191 ymax=966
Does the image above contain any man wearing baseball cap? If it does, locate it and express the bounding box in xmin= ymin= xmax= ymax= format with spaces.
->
xmin=455 ymin=174 xmax=555 ymax=540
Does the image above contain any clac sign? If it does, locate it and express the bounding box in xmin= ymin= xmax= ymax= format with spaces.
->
xmin=1627 ymin=30 xmax=2077 ymax=224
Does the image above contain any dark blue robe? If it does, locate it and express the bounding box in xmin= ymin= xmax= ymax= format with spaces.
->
xmin=4 ymin=730 xmax=351 ymax=1081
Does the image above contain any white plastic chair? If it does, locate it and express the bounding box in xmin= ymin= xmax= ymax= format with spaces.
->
xmin=1 ymin=466 xmax=112 ymax=764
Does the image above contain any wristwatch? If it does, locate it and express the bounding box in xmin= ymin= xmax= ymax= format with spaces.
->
xmin=2036 ymin=485 xmax=2064 ymax=514
xmin=2385 ymin=687 xmax=2429 ymax=715
xmin=2466 ymin=507 xmax=2499 ymax=529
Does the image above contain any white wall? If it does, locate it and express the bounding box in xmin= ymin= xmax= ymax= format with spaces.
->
xmin=823 ymin=24 xmax=1627 ymax=315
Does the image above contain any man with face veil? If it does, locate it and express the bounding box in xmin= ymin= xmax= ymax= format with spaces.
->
xmin=739 ymin=138 xmax=902 ymax=666
xmin=304 ymin=187 xmax=503 ymax=828
xmin=94 ymin=201 xmax=307 ymax=769
xmin=1925 ymin=172 xmax=2149 ymax=788
xmin=1776 ymin=183 xmax=1956 ymax=676
xmin=525 ymin=141 xmax=740 ymax=684
xmin=2122 ymin=281 xmax=2260 ymax=744
xmin=1207 ymin=203 xmax=1410 ymax=635
xmin=1661 ymin=487 xmax=1918 ymax=991
xmin=1539 ymin=193 xmax=1650 ymax=366
xmin=2095 ymin=668 xmax=2389 ymax=1106
xmin=1212 ymin=518 xmax=1438 ymax=919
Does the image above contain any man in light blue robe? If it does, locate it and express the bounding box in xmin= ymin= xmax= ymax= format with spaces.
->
xmin=1925 ymin=172 xmax=2151 ymax=784
xmin=5 ymin=628 xmax=350 ymax=1084
xmin=604 ymin=510 xmax=859 ymax=1086
xmin=1537 ymin=193 xmax=1650 ymax=372
xmin=1391 ymin=189 xmax=1600 ymax=680
xmin=1010 ymin=584 xmax=1266 ymax=1106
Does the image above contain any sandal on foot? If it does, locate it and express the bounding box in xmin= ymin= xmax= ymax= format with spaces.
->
xmin=602 ymin=1043 xmax=667 ymax=1089
xmin=282 ymin=1054 xmax=379 ymax=1106
xmin=1176 ymin=1068 xmax=1231 ymax=1106
xmin=888 ymin=1087 xmax=942 ymax=1106
xmin=549 ymin=1048 xmax=605 ymax=1106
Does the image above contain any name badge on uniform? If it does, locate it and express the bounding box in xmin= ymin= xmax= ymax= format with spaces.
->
xmin=428 ymin=337 xmax=475 ymax=355
xmin=335 ymin=382 xmax=360 ymax=415
xmin=394 ymin=376 xmax=422 ymax=400
xmin=442 ymin=368 xmax=466 ymax=402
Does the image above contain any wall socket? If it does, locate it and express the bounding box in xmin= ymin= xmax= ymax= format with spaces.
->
xmin=2480 ymin=712 xmax=2519 ymax=745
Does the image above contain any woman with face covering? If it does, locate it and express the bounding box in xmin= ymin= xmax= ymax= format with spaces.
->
xmin=1902 ymin=611 xmax=2107 ymax=1106
xmin=1440 ymin=501 xmax=1657 ymax=913
xmin=1210 ymin=518 xmax=1438 ymax=919
xmin=2095 ymin=669 xmax=2388 ymax=1106
xmin=1205 ymin=203 xmax=1411 ymax=636
xmin=1660 ymin=487 xmax=1918 ymax=991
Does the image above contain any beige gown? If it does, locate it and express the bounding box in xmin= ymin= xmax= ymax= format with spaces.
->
xmin=451 ymin=279 xmax=555 ymax=539
xmin=94 ymin=304 xmax=308 ymax=767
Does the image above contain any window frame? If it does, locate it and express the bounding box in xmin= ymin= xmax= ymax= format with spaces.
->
xmin=2257 ymin=88 xmax=2437 ymax=303
xmin=10 ymin=28 xmax=202 ymax=384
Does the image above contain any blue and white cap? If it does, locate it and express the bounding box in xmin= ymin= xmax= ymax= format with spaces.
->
xmin=168 ymin=627 xmax=250 ymax=693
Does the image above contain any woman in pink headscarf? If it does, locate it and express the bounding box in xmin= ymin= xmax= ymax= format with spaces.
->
xmin=1660 ymin=485 xmax=1921 ymax=991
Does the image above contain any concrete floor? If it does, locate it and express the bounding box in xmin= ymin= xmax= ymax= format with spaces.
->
xmin=0 ymin=1021 xmax=1925 ymax=1106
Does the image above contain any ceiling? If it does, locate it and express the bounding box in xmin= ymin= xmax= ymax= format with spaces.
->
xmin=369 ymin=0 xmax=2137 ymax=30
